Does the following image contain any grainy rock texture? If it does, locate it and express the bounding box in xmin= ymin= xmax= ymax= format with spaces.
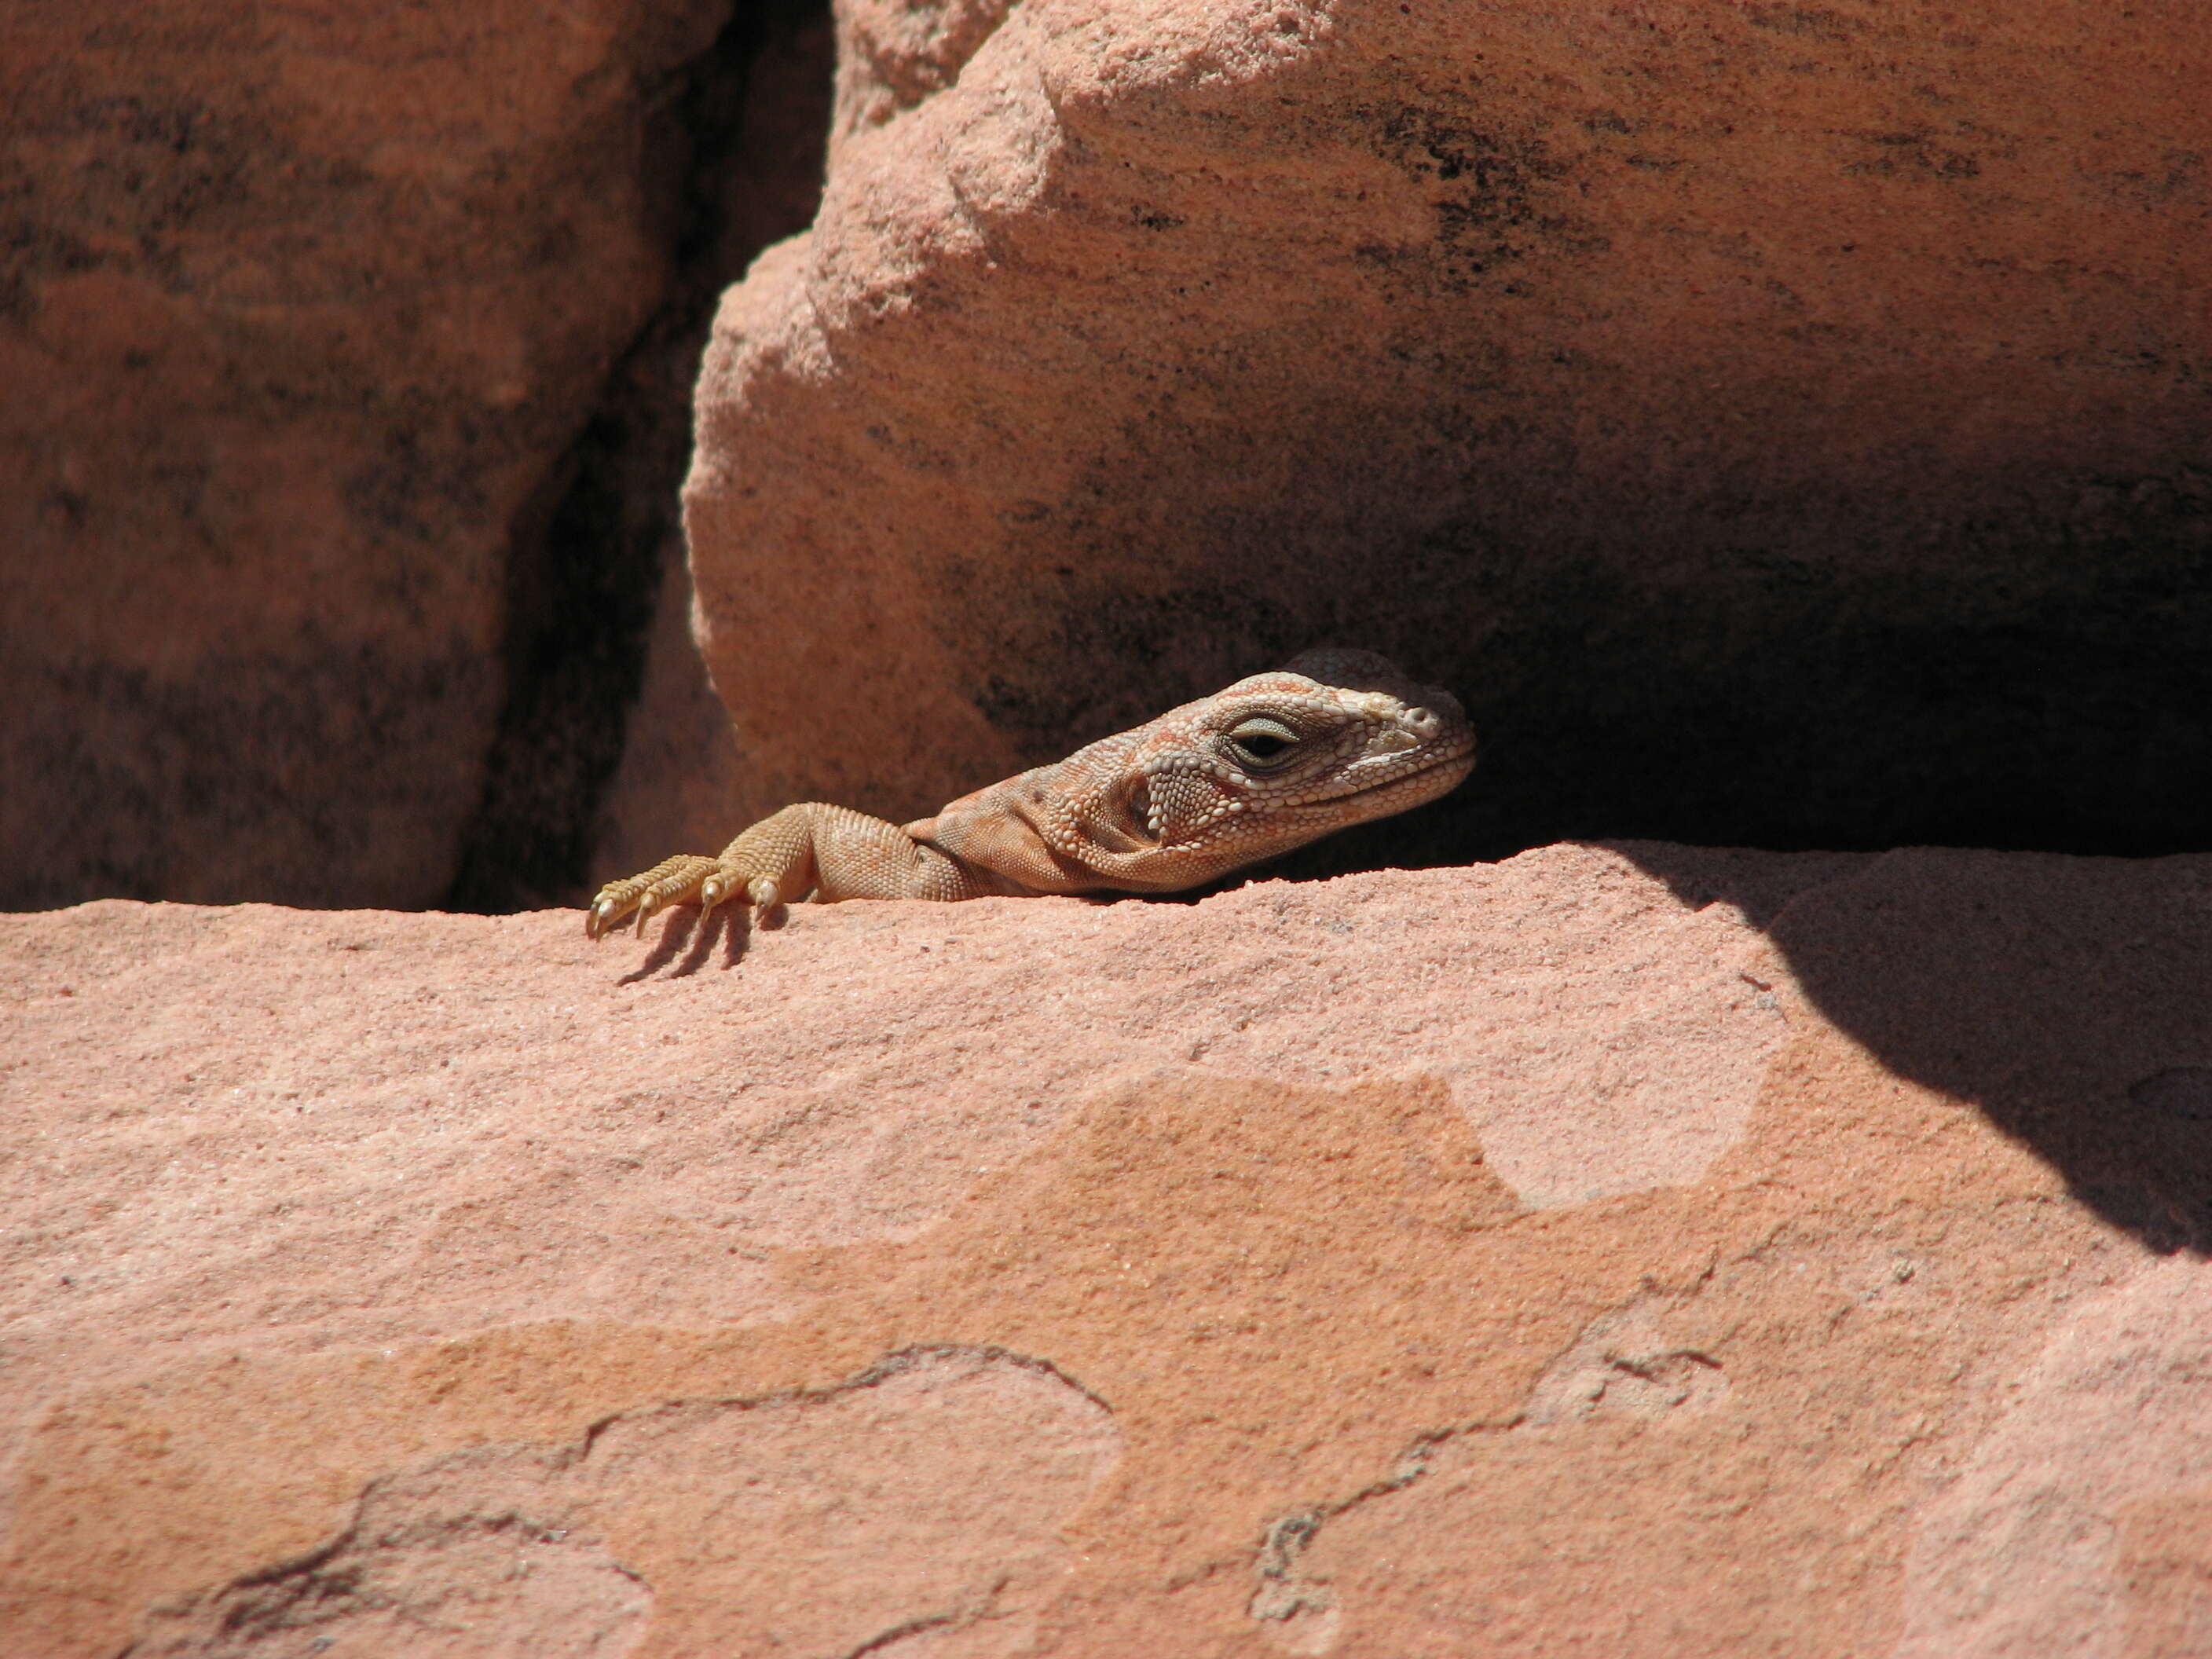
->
xmin=0 ymin=0 xmax=830 ymax=913
xmin=684 ymin=0 xmax=2212 ymax=866
xmin=4 ymin=844 xmax=2210 ymax=1656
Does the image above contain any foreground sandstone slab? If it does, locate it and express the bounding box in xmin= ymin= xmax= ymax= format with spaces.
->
xmin=2 ymin=844 xmax=2209 ymax=1656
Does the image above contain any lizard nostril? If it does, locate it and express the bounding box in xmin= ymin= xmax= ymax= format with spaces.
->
xmin=1404 ymin=708 xmax=1438 ymax=738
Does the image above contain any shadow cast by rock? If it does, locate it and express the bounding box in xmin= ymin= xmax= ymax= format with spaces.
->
xmin=1618 ymin=842 xmax=2212 ymax=1257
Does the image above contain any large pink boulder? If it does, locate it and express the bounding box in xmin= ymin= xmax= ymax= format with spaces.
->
xmin=0 ymin=0 xmax=808 ymax=912
xmin=4 ymin=844 xmax=2208 ymax=1654
xmin=679 ymin=0 xmax=2212 ymax=860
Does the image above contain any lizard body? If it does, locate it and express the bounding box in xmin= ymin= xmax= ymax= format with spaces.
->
xmin=586 ymin=649 xmax=1474 ymax=939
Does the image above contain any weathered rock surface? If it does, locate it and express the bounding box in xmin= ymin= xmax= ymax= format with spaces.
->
xmin=683 ymin=0 xmax=2212 ymax=864
xmin=4 ymin=844 xmax=2209 ymax=1655
xmin=0 ymin=0 xmax=829 ymax=913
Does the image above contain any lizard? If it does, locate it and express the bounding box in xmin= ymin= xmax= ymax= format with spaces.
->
xmin=586 ymin=648 xmax=1474 ymax=939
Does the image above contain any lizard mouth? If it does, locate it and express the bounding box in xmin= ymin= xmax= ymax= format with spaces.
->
xmin=1324 ymin=735 xmax=1478 ymax=804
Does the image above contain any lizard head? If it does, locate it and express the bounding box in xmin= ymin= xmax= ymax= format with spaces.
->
xmin=1124 ymin=647 xmax=1476 ymax=859
xmin=917 ymin=649 xmax=1474 ymax=895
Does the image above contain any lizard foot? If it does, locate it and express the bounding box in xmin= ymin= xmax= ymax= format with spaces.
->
xmin=586 ymin=856 xmax=787 ymax=940
xmin=588 ymin=803 xmax=921 ymax=943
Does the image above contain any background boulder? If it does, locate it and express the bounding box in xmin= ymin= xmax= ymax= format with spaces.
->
xmin=1 ymin=0 xmax=830 ymax=911
xmin=683 ymin=0 xmax=2212 ymax=874
xmin=5 ymin=2 xmax=2207 ymax=896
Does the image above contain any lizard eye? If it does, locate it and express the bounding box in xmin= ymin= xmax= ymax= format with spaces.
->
xmin=1225 ymin=717 xmax=1300 ymax=769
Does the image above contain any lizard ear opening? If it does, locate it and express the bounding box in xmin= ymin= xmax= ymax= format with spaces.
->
xmin=1126 ymin=777 xmax=1157 ymax=840
xmin=1066 ymin=771 xmax=1159 ymax=855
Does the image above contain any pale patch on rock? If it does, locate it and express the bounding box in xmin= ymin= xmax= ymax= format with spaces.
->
xmin=124 ymin=1349 xmax=1117 ymax=1659
xmin=1895 ymin=1257 xmax=2212 ymax=1658
xmin=1243 ymin=1292 xmax=1732 ymax=1653
xmin=1166 ymin=843 xmax=1793 ymax=1209
xmin=129 ymin=1466 xmax=654 ymax=1659
xmin=1249 ymin=1509 xmax=1350 ymax=1656
xmin=1522 ymin=1295 xmax=1731 ymax=1426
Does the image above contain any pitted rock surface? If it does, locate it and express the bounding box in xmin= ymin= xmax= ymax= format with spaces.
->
xmin=5 ymin=844 xmax=2210 ymax=1655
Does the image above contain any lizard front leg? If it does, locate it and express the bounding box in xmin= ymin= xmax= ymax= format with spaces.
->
xmin=585 ymin=803 xmax=1001 ymax=939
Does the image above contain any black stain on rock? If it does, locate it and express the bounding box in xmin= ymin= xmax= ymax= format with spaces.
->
xmin=1371 ymin=107 xmax=1589 ymax=287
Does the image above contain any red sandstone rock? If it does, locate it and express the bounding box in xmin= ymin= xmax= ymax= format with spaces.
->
xmin=3 ymin=844 xmax=2209 ymax=1655
xmin=679 ymin=0 xmax=2212 ymax=855
xmin=0 ymin=0 xmax=730 ymax=909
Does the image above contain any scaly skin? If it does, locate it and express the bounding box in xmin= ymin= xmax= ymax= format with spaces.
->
xmin=586 ymin=649 xmax=1475 ymax=939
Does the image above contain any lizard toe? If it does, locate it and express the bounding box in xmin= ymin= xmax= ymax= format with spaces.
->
xmin=585 ymin=854 xmax=720 ymax=942
xmin=586 ymin=882 xmax=646 ymax=940
xmin=632 ymin=891 xmax=664 ymax=936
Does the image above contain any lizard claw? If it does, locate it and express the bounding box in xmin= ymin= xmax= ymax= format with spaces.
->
xmin=585 ymin=877 xmax=654 ymax=939
xmin=698 ymin=872 xmax=733 ymax=921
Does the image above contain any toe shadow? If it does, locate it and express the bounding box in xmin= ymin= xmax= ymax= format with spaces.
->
xmin=617 ymin=910 xmax=700 ymax=983
xmin=614 ymin=904 xmax=762 ymax=983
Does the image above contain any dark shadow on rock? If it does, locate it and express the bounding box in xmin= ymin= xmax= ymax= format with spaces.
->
xmin=616 ymin=901 xmax=762 ymax=982
xmin=1615 ymin=840 xmax=2212 ymax=1257
xmin=448 ymin=0 xmax=833 ymax=914
xmin=612 ymin=899 xmax=765 ymax=981
xmin=617 ymin=907 xmax=703 ymax=983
